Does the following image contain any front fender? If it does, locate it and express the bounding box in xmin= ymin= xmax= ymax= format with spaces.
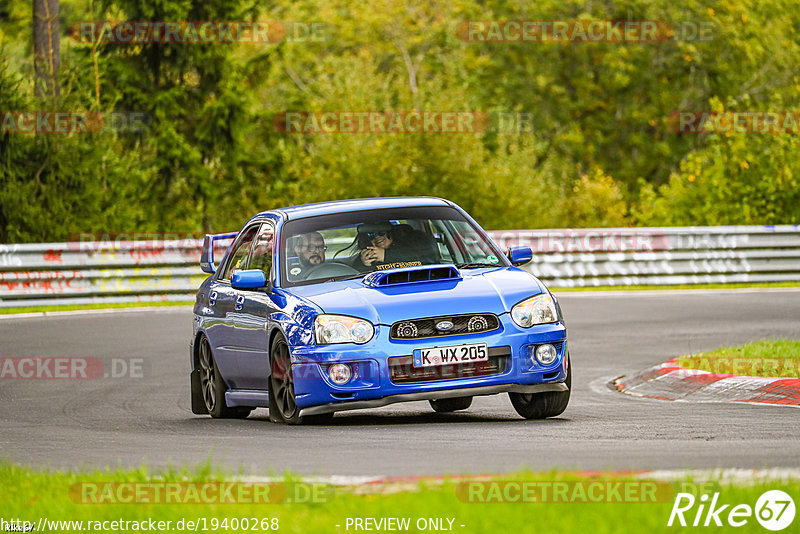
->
xmin=269 ymin=289 xmax=321 ymax=347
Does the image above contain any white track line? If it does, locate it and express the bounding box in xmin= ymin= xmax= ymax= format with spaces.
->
xmin=642 ymin=468 xmax=800 ymax=484
xmin=237 ymin=469 xmax=800 ymax=487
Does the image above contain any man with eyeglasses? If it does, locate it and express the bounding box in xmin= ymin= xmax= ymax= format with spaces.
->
xmin=289 ymin=231 xmax=327 ymax=279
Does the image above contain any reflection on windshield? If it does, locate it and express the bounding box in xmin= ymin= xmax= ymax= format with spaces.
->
xmin=280 ymin=207 xmax=506 ymax=286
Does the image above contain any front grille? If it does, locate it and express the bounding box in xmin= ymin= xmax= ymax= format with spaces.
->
xmin=389 ymin=346 xmax=510 ymax=384
xmin=390 ymin=313 xmax=500 ymax=340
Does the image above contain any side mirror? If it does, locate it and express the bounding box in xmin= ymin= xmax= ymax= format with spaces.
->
xmin=200 ymin=231 xmax=237 ymax=274
xmin=231 ymin=269 xmax=267 ymax=290
xmin=200 ymin=235 xmax=215 ymax=274
xmin=507 ymin=246 xmax=533 ymax=266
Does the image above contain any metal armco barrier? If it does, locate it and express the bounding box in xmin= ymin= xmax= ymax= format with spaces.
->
xmin=0 ymin=225 xmax=798 ymax=307
xmin=0 ymin=239 xmax=223 ymax=308
xmin=487 ymin=225 xmax=800 ymax=287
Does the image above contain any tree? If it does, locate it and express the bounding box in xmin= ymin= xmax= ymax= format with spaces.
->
xmin=32 ymin=0 xmax=60 ymax=98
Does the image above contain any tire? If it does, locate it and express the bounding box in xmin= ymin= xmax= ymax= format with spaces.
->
xmin=429 ymin=396 xmax=473 ymax=413
xmin=268 ymin=334 xmax=334 ymax=425
xmin=509 ymin=355 xmax=571 ymax=419
xmin=197 ymin=335 xmax=252 ymax=419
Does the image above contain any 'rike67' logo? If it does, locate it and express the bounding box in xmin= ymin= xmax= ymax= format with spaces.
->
xmin=668 ymin=490 xmax=795 ymax=530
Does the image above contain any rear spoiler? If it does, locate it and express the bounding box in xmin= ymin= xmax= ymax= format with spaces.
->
xmin=200 ymin=232 xmax=237 ymax=274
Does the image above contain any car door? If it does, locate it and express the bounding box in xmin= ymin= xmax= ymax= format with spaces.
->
xmin=228 ymin=222 xmax=277 ymax=390
xmin=207 ymin=223 xmax=260 ymax=388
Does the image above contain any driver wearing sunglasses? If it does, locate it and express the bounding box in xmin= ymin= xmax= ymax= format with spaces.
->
xmin=352 ymin=222 xmax=420 ymax=270
xmin=359 ymin=229 xmax=393 ymax=267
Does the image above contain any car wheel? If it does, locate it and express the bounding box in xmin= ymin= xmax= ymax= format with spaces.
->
xmin=429 ymin=396 xmax=473 ymax=413
xmin=198 ymin=335 xmax=252 ymax=419
xmin=268 ymin=334 xmax=335 ymax=425
xmin=509 ymin=355 xmax=571 ymax=419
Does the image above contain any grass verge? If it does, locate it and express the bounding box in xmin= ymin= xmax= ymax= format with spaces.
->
xmin=1 ymin=461 xmax=798 ymax=533
xmin=0 ymin=301 xmax=194 ymax=315
xmin=677 ymin=339 xmax=800 ymax=378
xmin=553 ymin=281 xmax=800 ymax=292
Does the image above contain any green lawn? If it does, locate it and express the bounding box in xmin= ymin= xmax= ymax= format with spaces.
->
xmin=1 ymin=461 xmax=797 ymax=533
xmin=678 ymin=339 xmax=800 ymax=378
xmin=0 ymin=301 xmax=194 ymax=315
xmin=553 ymin=281 xmax=800 ymax=292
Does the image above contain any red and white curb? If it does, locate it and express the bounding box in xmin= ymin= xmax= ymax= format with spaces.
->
xmin=237 ymin=468 xmax=800 ymax=492
xmin=614 ymin=359 xmax=800 ymax=406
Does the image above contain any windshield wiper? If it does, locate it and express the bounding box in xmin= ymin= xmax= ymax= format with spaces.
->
xmin=324 ymin=273 xmax=368 ymax=282
xmin=456 ymin=262 xmax=502 ymax=269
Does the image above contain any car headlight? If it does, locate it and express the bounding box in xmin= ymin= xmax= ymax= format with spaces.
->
xmin=511 ymin=294 xmax=558 ymax=327
xmin=314 ymin=315 xmax=374 ymax=345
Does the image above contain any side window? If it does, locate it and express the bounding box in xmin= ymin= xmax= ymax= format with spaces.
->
xmin=221 ymin=225 xmax=259 ymax=280
xmin=452 ymin=221 xmax=492 ymax=260
xmin=249 ymin=224 xmax=275 ymax=277
xmin=428 ymin=220 xmax=455 ymax=264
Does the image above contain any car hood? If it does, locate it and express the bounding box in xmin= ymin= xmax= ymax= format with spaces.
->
xmin=287 ymin=267 xmax=545 ymax=325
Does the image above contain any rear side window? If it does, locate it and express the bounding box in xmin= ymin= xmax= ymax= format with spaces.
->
xmin=249 ymin=224 xmax=275 ymax=277
xmin=221 ymin=225 xmax=259 ymax=280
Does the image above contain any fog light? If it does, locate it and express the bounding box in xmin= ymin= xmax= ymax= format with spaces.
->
xmin=534 ymin=344 xmax=557 ymax=366
xmin=328 ymin=363 xmax=352 ymax=385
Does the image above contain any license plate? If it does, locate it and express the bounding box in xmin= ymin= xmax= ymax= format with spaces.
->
xmin=413 ymin=342 xmax=489 ymax=368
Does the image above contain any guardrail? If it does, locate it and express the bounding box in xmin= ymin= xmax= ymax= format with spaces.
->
xmin=0 ymin=225 xmax=798 ymax=307
xmin=0 ymin=239 xmax=223 ymax=308
xmin=489 ymin=225 xmax=800 ymax=287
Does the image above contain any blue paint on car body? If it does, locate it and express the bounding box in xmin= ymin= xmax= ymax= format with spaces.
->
xmin=190 ymin=197 xmax=569 ymax=421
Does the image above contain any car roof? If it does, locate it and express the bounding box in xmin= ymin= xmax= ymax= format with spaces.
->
xmin=258 ymin=197 xmax=453 ymax=221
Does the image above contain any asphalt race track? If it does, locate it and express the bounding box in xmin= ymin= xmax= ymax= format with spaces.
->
xmin=2 ymin=289 xmax=799 ymax=477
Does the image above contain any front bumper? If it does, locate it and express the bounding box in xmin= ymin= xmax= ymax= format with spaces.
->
xmin=299 ymin=382 xmax=568 ymax=416
xmin=290 ymin=314 xmax=568 ymax=414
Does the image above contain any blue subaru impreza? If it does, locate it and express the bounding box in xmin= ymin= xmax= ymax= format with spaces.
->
xmin=190 ymin=197 xmax=570 ymax=424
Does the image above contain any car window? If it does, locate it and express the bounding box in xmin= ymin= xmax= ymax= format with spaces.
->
xmin=450 ymin=220 xmax=497 ymax=261
xmin=428 ymin=219 xmax=457 ymax=264
xmin=221 ymin=224 xmax=259 ymax=280
xmin=249 ymin=224 xmax=275 ymax=277
xmin=279 ymin=206 xmax=508 ymax=287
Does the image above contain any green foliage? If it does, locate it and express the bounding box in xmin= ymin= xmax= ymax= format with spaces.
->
xmin=634 ymin=122 xmax=800 ymax=225
xmin=0 ymin=52 xmax=153 ymax=242
xmin=1 ymin=0 xmax=799 ymax=242
xmin=677 ymin=339 xmax=800 ymax=378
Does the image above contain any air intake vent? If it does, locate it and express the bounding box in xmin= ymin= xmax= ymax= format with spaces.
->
xmin=363 ymin=264 xmax=462 ymax=288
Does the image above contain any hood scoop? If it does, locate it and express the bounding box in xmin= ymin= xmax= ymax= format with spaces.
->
xmin=362 ymin=264 xmax=462 ymax=288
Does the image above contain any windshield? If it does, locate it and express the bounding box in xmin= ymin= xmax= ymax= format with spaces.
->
xmin=279 ymin=206 xmax=507 ymax=287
